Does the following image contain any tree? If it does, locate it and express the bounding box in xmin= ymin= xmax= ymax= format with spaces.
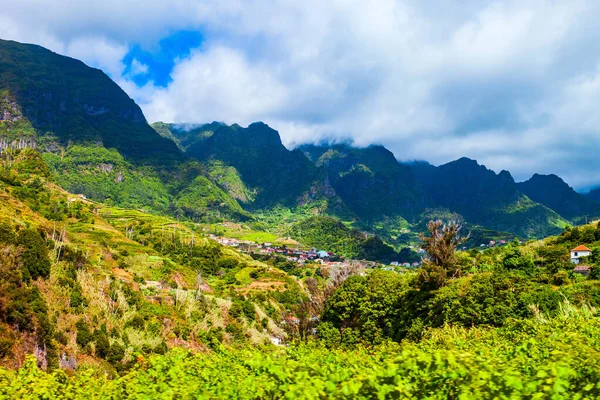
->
xmin=16 ymin=228 xmax=51 ymax=281
xmin=294 ymin=263 xmax=364 ymax=341
xmin=503 ymin=247 xmax=534 ymax=273
xmin=417 ymin=220 xmax=468 ymax=290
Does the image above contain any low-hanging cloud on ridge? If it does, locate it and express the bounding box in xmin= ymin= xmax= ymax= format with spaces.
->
xmin=2 ymin=0 xmax=600 ymax=189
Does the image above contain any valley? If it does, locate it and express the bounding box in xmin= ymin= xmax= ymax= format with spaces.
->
xmin=2 ymin=38 xmax=600 ymax=398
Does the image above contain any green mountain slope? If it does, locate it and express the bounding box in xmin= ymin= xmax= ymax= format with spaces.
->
xmin=0 ymin=39 xmax=181 ymax=162
xmin=152 ymin=121 xmax=223 ymax=151
xmin=164 ymin=122 xmax=347 ymax=215
xmin=411 ymin=158 xmax=567 ymax=237
xmin=300 ymin=144 xmax=430 ymax=222
xmin=0 ymin=39 xmax=247 ymax=222
xmin=518 ymin=173 xmax=600 ymax=223
xmin=290 ymin=216 xmax=398 ymax=262
xmin=0 ymin=146 xmax=303 ymax=370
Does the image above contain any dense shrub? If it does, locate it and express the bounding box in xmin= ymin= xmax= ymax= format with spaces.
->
xmin=16 ymin=228 xmax=51 ymax=281
xmin=3 ymin=306 xmax=600 ymax=399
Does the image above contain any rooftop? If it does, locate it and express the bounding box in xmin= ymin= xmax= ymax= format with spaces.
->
xmin=572 ymin=245 xmax=592 ymax=252
xmin=574 ymin=265 xmax=591 ymax=271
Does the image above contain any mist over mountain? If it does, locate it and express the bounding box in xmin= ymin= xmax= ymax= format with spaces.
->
xmin=0 ymin=38 xmax=594 ymax=244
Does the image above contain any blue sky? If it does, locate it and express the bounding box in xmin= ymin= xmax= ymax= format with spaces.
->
xmin=2 ymin=0 xmax=600 ymax=190
xmin=122 ymin=31 xmax=203 ymax=87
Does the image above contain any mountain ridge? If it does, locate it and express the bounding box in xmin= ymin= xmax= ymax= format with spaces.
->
xmin=0 ymin=38 xmax=593 ymax=246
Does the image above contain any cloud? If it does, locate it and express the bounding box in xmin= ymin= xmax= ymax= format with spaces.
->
xmin=129 ymin=59 xmax=149 ymax=76
xmin=2 ymin=0 xmax=600 ymax=188
xmin=140 ymin=46 xmax=289 ymax=124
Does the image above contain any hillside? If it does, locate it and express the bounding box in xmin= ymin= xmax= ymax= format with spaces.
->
xmin=157 ymin=122 xmax=351 ymax=218
xmin=0 ymin=147 xmax=305 ymax=371
xmin=0 ymin=39 xmax=248 ymax=221
xmin=518 ymin=173 xmax=600 ymax=223
xmin=151 ymin=121 xmax=224 ymax=151
xmin=6 ymin=167 xmax=600 ymax=397
xmin=289 ymin=216 xmax=398 ymax=262
xmin=300 ymin=144 xmax=429 ymax=222
xmin=411 ymin=157 xmax=567 ymax=238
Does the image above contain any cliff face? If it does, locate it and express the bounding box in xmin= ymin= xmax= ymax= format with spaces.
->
xmin=0 ymin=39 xmax=181 ymax=163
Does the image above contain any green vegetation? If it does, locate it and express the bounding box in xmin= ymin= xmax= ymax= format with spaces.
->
xmin=412 ymin=157 xmax=568 ymax=238
xmin=4 ymin=146 xmax=600 ymax=399
xmin=301 ymin=144 xmax=426 ymax=223
xmin=0 ymin=148 xmax=301 ymax=376
xmin=43 ymin=145 xmax=171 ymax=210
xmin=518 ymin=173 xmax=600 ymax=223
xmin=174 ymin=175 xmax=251 ymax=221
xmin=291 ymin=216 xmax=398 ymax=262
xmin=4 ymin=304 xmax=600 ymax=398
xmin=6 ymin=38 xmax=600 ymax=399
xmin=0 ymin=39 xmax=181 ymax=163
xmin=316 ymin=221 xmax=600 ymax=345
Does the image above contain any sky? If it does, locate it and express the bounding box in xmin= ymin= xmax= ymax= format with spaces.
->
xmin=2 ymin=0 xmax=600 ymax=190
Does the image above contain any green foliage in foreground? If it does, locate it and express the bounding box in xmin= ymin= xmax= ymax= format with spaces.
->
xmin=2 ymin=303 xmax=600 ymax=399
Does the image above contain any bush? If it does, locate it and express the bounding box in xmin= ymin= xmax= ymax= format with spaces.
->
xmin=16 ymin=228 xmax=51 ymax=281
xmin=75 ymin=319 xmax=93 ymax=349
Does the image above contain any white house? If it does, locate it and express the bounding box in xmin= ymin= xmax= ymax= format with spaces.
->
xmin=571 ymin=245 xmax=592 ymax=264
xmin=317 ymin=250 xmax=329 ymax=258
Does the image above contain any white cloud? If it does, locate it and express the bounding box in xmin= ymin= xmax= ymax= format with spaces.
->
xmin=64 ymin=36 xmax=128 ymax=77
xmin=3 ymin=0 xmax=600 ymax=188
xmin=141 ymin=46 xmax=288 ymax=124
xmin=129 ymin=59 xmax=149 ymax=76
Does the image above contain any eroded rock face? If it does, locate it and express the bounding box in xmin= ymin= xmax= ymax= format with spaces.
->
xmin=59 ymin=353 xmax=77 ymax=371
xmin=98 ymin=163 xmax=114 ymax=173
xmin=83 ymin=104 xmax=109 ymax=116
xmin=0 ymin=95 xmax=23 ymax=122
xmin=0 ymin=138 xmax=37 ymax=154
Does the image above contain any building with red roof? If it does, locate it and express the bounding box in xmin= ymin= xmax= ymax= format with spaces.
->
xmin=571 ymin=245 xmax=592 ymax=264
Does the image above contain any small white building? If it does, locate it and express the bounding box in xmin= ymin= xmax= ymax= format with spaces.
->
xmin=317 ymin=250 xmax=329 ymax=258
xmin=571 ymin=245 xmax=592 ymax=264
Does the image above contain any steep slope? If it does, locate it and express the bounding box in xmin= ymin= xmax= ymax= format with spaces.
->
xmin=585 ymin=187 xmax=600 ymax=205
xmin=300 ymin=143 xmax=430 ymax=222
xmin=0 ymin=39 xmax=181 ymax=162
xmin=518 ymin=174 xmax=600 ymax=223
xmin=0 ymin=147 xmax=301 ymax=370
xmin=0 ymin=39 xmax=247 ymax=221
xmin=413 ymin=158 xmax=566 ymax=237
xmin=180 ymin=122 xmax=345 ymax=213
xmin=152 ymin=121 xmax=223 ymax=151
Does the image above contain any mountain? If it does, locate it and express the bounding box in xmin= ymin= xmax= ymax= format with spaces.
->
xmin=152 ymin=121 xmax=224 ymax=151
xmin=0 ymin=39 xmax=247 ymax=221
xmin=157 ymin=122 xmax=348 ymax=215
xmin=410 ymin=157 xmax=567 ymax=238
xmin=585 ymin=187 xmax=600 ymax=204
xmin=0 ymin=39 xmax=181 ymax=162
xmin=0 ymin=38 xmax=583 ymax=242
xmin=300 ymin=143 xmax=430 ymax=222
xmin=517 ymin=174 xmax=600 ymax=223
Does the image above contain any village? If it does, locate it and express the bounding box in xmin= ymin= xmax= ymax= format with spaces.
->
xmin=209 ymin=230 xmax=593 ymax=277
xmin=207 ymin=233 xmax=423 ymax=270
